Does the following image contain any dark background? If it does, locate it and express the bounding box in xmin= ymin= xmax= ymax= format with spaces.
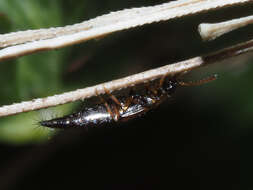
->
xmin=0 ymin=0 xmax=252 ymax=189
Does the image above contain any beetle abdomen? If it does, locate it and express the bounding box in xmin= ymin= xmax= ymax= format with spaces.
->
xmin=40 ymin=104 xmax=113 ymax=128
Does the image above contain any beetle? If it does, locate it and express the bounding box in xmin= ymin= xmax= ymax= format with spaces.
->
xmin=39 ymin=74 xmax=217 ymax=129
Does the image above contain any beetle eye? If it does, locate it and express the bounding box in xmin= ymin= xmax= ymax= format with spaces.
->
xmin=163 ymin=80 xmax=177 ymax=95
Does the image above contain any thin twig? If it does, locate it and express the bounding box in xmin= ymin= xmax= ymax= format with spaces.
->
xmin=0 ymin=39 xmax=252 ymax=118
xmin=0 ymin=0 xmax=251 ymax=62
xmin=199 ymin=15 xmax=253 ymax=41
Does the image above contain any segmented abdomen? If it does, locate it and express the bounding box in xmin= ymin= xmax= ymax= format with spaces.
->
xmin=40 ymin=104 xmax=113 ymax=128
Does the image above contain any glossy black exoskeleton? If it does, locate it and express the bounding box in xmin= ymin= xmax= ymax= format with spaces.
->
xmin=40 ymin=75 xmax=217 ymax=129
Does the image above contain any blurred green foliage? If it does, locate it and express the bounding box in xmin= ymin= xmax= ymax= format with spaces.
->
xmin=0 ymin=0 xmax=165 ymax=144
xmin=0 ymin=0 xmax=252 ymax=146
xmin=0 ymin=0 xmax=66 ymax=144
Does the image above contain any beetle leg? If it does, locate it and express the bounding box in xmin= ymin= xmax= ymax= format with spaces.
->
xmin=104 ymin=87 xmax=122 ymax=107
xmin=95 ymin=89 xmax=115 ymax=121
xmin=123 ymin=88 xmax=148 ymax=111
xmin=121 ymin=89 xmax=141 ymax=112
xmin=103 ymin=87 xmax=131 ymax=112
xmin=145 ymin=83 xmax=158 ymax=97
xmin=159 ymin=74 xmax=168 ymax=88
xmin=123 ymin=96 xmax=133 ymax=111
xmin=111 ymin=104 xmax=120 ymax=121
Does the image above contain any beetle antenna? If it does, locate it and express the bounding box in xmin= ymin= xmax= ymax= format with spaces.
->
xmin=178 ymin=74 xmax=218 ymax=86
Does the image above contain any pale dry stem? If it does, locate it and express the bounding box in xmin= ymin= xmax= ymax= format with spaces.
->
xmin=199 ymin=15 xmax=253 ymax=41
xmin=0 ymin=0 xmax=251 ymax=62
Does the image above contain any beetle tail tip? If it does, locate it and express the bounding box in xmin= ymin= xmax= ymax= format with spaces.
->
xmin=39 ymin=120 xmax=57 ymax=128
